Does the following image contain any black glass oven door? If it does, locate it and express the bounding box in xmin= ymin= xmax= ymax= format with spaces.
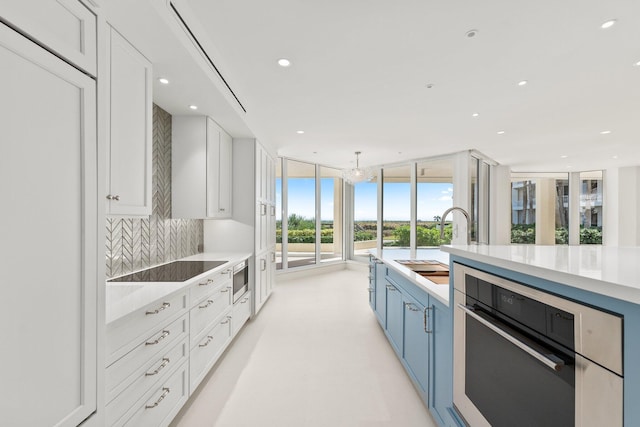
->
xmin=463 ymin=306 xmax=575 ymax=427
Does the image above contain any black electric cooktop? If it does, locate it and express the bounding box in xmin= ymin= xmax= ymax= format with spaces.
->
xmin=108 ymin=260 xmax=228 ymax=283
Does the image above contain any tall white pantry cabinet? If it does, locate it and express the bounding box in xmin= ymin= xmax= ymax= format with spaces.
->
xmin=0 ymin=2 xmax=101 ymax=427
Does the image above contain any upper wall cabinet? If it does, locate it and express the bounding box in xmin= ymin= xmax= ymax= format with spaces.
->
xmin=172 ymin=116 xmax=233 ymax=219
xmin=0 ymin=0 xmax=97 ymax=76
xmin=105 ymin=26 xmax=152 ymax=216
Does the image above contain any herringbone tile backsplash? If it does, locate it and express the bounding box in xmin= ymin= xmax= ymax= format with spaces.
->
xmin=106 ymin=105 xmax=204 ymax=278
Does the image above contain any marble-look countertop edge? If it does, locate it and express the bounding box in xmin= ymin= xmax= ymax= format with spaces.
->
xmin=441 ymin=245 xmax=640 ymax=305
xmin=106 ymin=251 xmax=252 ymax=325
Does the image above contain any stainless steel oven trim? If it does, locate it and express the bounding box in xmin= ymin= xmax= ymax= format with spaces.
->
xmin=452 ymin=263 xmax=623 ymax=427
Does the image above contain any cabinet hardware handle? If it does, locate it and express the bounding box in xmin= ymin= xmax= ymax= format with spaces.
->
xmin=241 ymin=298 xmax=249 ymax=304
xmin=219 ymin=208 xmax=225 ymax=212
xmin=405 ymin=302 xmax=421 ymax=312
xmin=199 ymin=299 xmax=214 ymax=309
xmin=367 ymin=288 xmax=374 ymax=293
xmin=145 ymin=330 xmax=170 ymax=346
xmin=146 ymin=302 xmax=170 ymax=315
xmin=261 ymin=259 xmax=267 ymax=271
xmin=457 ymin=304 xmax=563 ymax=371
xmin=261 ymin=204 xmax=267 ymax=216
xmin=199 ymin=335 xmax=214 ymax=347
xmin=106 ymin=194 xmax=120 ymax=201
xmin=145 ymin=358 xmax=170 ymax=376
xmin=221 ymin=316 xmax=232 ymax=325
xmin=199 ymin=279 xmax=214 ymax=286
xmin=385 ymin=285 xmax=396 ymax=291
xmin=270 ymin=205 xmax=276 ymax=216
xmin=271 ymin=252 xmax=276 ymax=263
xmin=220 ymin=288 xmax=229 ymax=293
xmin=424 ymin=306 xmax=432 ymax=333
xmin=145 ymin=388 xmax=170 ymax=409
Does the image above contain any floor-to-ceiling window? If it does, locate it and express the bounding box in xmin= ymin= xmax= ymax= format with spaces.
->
xmin=352 ymin=176 xmax=378 ymax=259
xmin=320 ymin=166 xmax=343 ymax=262
xmin=382 ymin=165 xmax=411 ymax=248
xmin=511 ymin=171 xmax=601 ymax=245
xmin=286 ymin=160 xmax=316 ymax=268
xmin=580 ymin=171 xmax=603 ymax=244
xmin=417 ymin=158 xmax=454 ymax=247
xmin=275 ymin=158 xmax=283 ymax=269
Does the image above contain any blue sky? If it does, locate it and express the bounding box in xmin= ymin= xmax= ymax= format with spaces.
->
xmin=276 ymin=178 xmax=453 ymax=221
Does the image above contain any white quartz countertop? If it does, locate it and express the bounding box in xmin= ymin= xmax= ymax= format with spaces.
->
xmin=441 ymin=245 xmax=640 ymax=304
xmin=106 ymin=252 xmax=252 ymax=325
xmin=369 ymin=248 xmax=450 ymax=306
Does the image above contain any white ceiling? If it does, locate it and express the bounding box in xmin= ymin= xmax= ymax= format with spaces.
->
xmin=103 ymin=0 xmax=640 ymax=172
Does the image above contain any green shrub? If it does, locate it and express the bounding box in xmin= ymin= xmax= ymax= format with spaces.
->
xmin=580 ymin=227 xmax=602 ymax=244
xmin=390 ymin=225 xmax=452 ymax=247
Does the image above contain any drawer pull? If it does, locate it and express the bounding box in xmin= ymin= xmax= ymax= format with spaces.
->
xmin=146 ymin=302 xmax=170 ymax=315
xmin=221 ymin=316 xmax=231 ymax=325
xmin=145 ymin=358 xmax=170 ymax=376
xmin=145 ymin=330 xmax=170 ymax=346
xmin=198 ymin=299 xmax=214 ymax=309
xmin=221 ymin=287 xmax=230 ymax=293
xmin=145 ymin=387 xmax=170 ymax=409
xmin=199 ymin=335 xmax=214 ymax=347
xmin=386 ymin=285 xmax=397 ymax=291
xmin=405 ymin=302 xmax=421 ymax=312
xmin=198 ymin=279 xmax=214 ymax=286
xmin=241 ymin=297 xmax=249 ymax=304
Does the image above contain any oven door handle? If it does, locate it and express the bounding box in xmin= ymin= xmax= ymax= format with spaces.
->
xmin=458 ymin=304 xmax=564 ymax=372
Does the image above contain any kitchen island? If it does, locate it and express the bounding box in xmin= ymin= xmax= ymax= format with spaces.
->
xmin=441 ymin=244 xmax=640 ymax=426
xmin=368 ymin=248 xmax=461 ymax=427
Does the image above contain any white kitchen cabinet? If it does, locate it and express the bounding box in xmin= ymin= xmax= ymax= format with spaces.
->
xmin=172 ymin=116 xmax=233 ymax=219
xmin=0 ymin=0 xmax=97 ymax=75
xmin=232 ymin=291 xmax=252 ymax=336
xmin=105 ymin=25 xmax=153 ymax=216
xmin=254 ymin=247 xmax=276 ymax=314
xmin=105 ymin=293 xmax=188 ymax=425
xmin=0 ymin=20 xmax=99 ymax=427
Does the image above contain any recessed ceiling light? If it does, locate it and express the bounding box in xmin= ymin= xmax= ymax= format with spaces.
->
xmin=600 ymin=130 xmax=612 ymax=134
xmin=612 ymin=155 xmax=619 ymax=159
xmin=465 ymin=29 xmax=479 ymax=38
xmin=497 ymin=130 xmax=505 ymax=135
xmin=560 ymin=155 xmax=568 ymax=159
xmin=518 ymin=80 xmax=528 ymax=86
xmin=296 ymin=130 xmax=305 ymax=134
xmin=601 ymin=19 xmax=617 ymax=29
xmin=158 ymin=78 xmax=169 ymax=84
xmin=189 ymin=105 xmax=198 ymax=110
xmin=567 ymin=165 xmax=573 ymax=169
xmin=277 ymin=58 xmax=291 ymax=67
xmin=635 ymin=60 xmax=640 ymax=67
xmin=472 ymin=113 xmax=479 ymax=117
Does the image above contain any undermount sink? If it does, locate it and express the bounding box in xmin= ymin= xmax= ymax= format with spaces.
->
xmin=395 ymin=260 xmax=450 ymax=284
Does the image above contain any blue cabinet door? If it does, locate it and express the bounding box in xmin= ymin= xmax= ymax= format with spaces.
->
xmin=374 ymin=263 xmax=387 ymax=327
xmin=430 ymin=297 xmax=456 ymax=426
xmin=403 ymin=293 xmax=430 ymax=397
xmin=385 ymin=279 xmax=404 ymax=355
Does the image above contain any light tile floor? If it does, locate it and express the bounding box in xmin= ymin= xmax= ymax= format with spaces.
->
xmin=170 ymin=268 xmax=438 ymax=427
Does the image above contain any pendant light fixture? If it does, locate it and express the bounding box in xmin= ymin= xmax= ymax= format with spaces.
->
xmin=342 ymin=151 xmax=373 ymax=184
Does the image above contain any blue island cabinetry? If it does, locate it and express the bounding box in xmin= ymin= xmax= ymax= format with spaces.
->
xmin=368 ymin=256 xmax=459 ymax=427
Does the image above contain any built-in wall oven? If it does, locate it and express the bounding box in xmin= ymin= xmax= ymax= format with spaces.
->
xmin=453 ymin=263 xmax=623 ymax=427
xmin=233 ymin=260 xmax=249 ymax=303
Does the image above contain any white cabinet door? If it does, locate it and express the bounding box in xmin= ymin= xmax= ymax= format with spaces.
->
xmin=217 ymin=129 xmax=233 ymax=217
xmin=206 ymin=119 xmax=232 ymax=219
xmin=173 ymin=116 xmax=232 ymax=219
xmin=0 ymin=0 xmax=97 ymax=75
xmin=106 ymin=26 xmax=152 ymax=216
xmin=0 ymin=22 xmax=97 ymax=426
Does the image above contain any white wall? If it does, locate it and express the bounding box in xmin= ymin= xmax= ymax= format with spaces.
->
xmin=604 ymin=166 xmax=640 ymax=246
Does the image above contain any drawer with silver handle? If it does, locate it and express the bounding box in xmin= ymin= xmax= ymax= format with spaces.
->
xmin=189 ymin=313 xmax=233 ymax=393
xmin=190 ymin=268 xmax=232 ymax=307
xmin=106 ymin=337 xmax=188 ymax=426
xmin=190 ymin=284 xmax=233 ymax=346
xmin=117 ymin=360 xmax=189 ymax=427
xmin=106 ymin=314 xmax=188 ymax=404
xmin=107 ymin=291 xmax=188 ymax=365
